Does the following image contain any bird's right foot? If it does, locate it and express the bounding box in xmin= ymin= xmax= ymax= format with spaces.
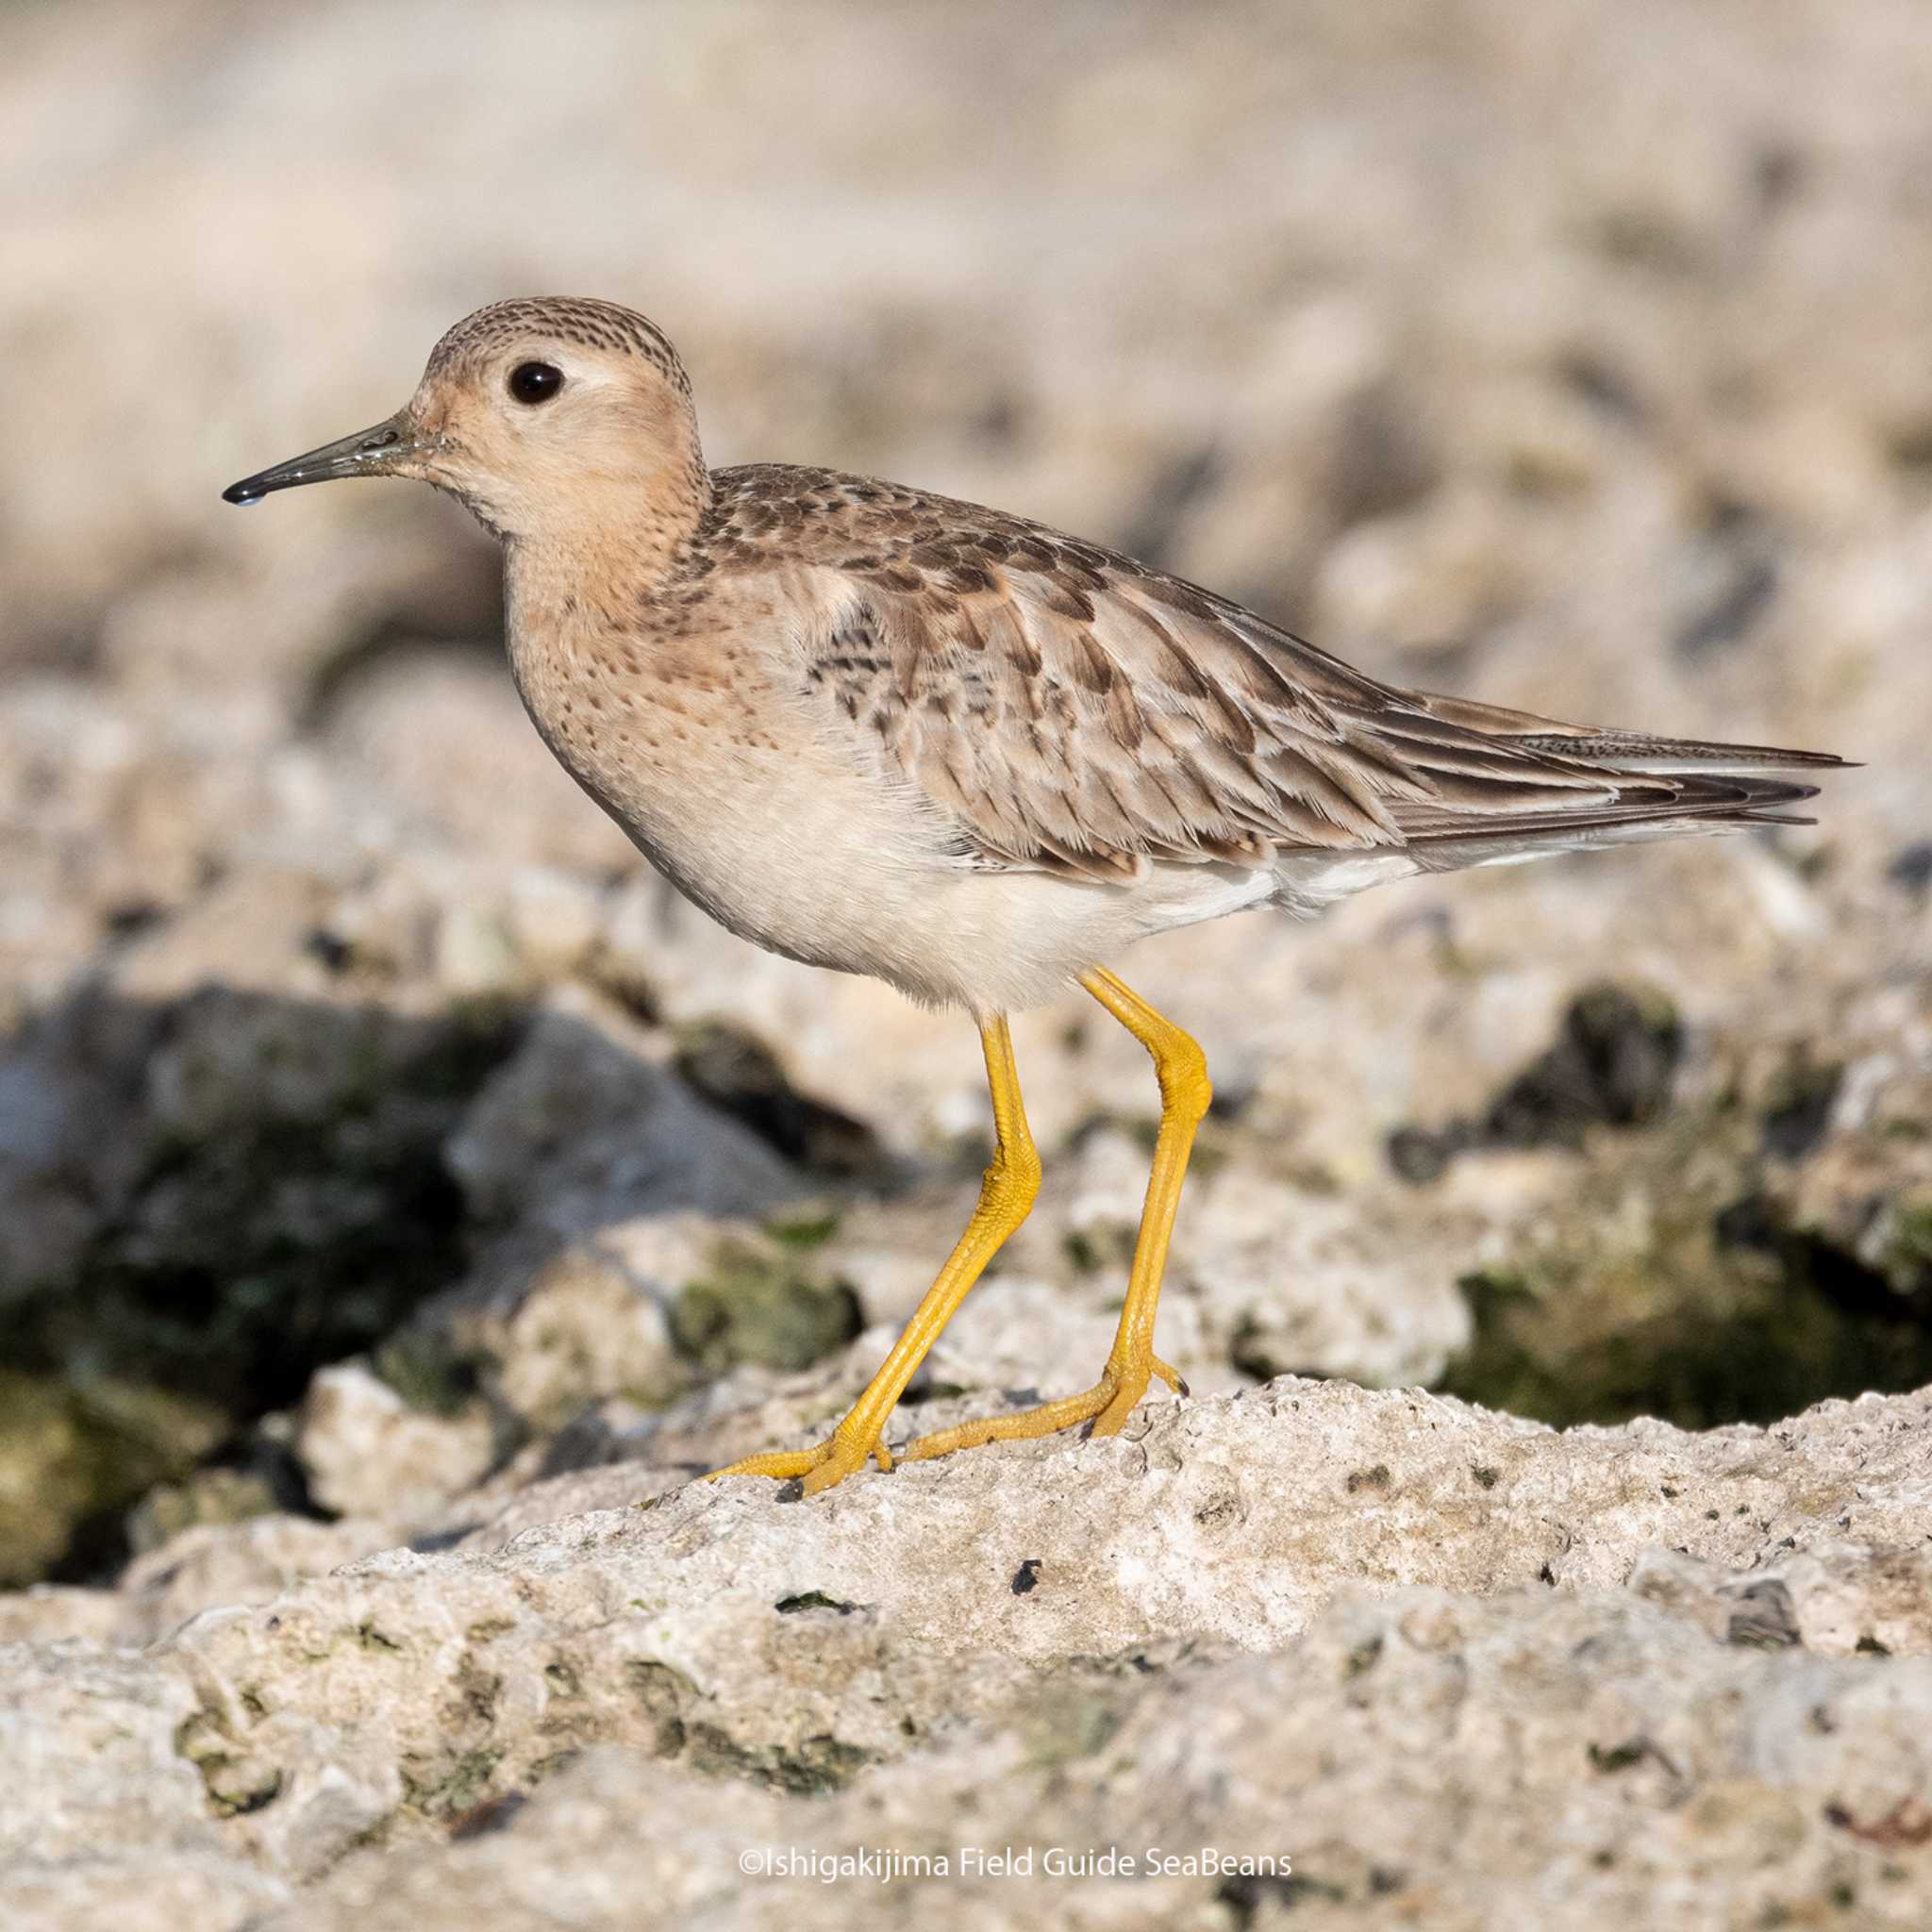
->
xmin=703 ymin=1425 xmax=891 ymax=1496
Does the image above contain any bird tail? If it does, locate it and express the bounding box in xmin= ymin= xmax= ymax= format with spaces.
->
xmin=1393 ymin=698 xmax=1845 ymax=874
xmin=1270 ymin=694 xmax=1848 ymax=907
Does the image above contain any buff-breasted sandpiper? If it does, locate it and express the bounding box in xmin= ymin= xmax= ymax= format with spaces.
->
xmin=225 ymin=296 xmax=1843 ymax=1495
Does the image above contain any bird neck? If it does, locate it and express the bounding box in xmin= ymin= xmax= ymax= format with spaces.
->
xmin=506 ymin=443 xmax=714 ymax=615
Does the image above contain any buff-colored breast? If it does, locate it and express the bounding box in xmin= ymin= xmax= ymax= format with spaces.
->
xmin=502 ymin=546 xmax=1197 ymax=1012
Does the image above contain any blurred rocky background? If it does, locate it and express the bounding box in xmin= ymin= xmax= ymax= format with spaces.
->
xmin=4 ymin=0 xmax=1932 ymax=1925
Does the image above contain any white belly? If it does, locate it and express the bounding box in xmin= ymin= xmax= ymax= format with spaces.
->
xmin=503 ymin=591 xmax=1275 ymax=1014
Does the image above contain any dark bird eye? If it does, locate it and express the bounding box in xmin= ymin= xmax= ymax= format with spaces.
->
xmin=508 ymin=360 xmax=563 ymax=405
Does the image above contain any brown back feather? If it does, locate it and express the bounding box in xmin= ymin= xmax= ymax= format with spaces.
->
xmin=708 ymin=465 xmax=1840 ymax=881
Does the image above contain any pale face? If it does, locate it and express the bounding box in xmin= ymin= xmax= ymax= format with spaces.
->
xmin=224 ymin=303 xmax=701 ymax=544
xmin=401 ymin=337 xmax=697 ymax=538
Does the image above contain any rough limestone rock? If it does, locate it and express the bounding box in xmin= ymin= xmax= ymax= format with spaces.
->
xmin=4 ymin=1379 xmax=1932 ymax=1927
xmin=294 ymin=1364 xmax=495 ymax=1526
xmin=0 ymin=1644 xmax=212 ymax=1864
xmin=250 ymin=1589 xmax=1932 ymax=1932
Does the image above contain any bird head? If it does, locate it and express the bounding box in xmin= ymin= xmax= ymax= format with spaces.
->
xmin=223 ymin=296 xmax=705 ymax=543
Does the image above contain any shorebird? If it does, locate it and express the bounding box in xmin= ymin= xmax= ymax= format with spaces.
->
xmin=225 ymin=296 xmax=1842 ymax=1495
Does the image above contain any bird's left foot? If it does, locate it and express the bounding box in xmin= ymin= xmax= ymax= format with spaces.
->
xmin=897 ymin=1352 xmax=1187 ymax=1465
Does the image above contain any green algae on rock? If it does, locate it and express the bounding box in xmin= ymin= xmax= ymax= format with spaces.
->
xmin=668 ymin=1237 xmax=864 ymax=1376
xmin=1437 ymin=1083 xmax=1932 ymax=1431
xmin=0 ymin=1369 xmax=228 ymax=1588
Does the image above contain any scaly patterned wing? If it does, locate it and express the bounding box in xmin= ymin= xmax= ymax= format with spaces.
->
xmin=713 ymin=468 xmax=1830 ymax=879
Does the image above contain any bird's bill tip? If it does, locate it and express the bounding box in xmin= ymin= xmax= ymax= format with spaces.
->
xmin=221 ymin=414 xmax=416 ymax=506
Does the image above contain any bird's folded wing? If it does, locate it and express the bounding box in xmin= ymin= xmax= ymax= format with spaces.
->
xmin=793 ymin=536 xmax=1816 ymax=882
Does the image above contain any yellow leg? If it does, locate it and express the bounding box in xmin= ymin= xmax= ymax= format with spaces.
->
xmin=901 ymin=968 xmax=1206 ymax=1466
xmin=706 ymin=1016 xmax=1041 ymax=1496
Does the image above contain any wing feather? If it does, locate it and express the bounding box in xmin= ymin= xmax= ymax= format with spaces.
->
xmin=708 ymin=465 xmax=1840 ymax=881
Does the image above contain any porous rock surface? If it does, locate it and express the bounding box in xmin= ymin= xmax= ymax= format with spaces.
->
xmin=7 ymin=0 xmax=1932 ymax=1925
xmin=9 ymin=1381 xmax=1932 ymax=1928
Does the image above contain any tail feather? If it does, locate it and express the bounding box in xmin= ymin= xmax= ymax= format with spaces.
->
xmin=1266 ymin=690 xmax=1851 ymax=904
xmin=1408 ymin=691 xmax=1850 ymax=776
xmin=1508 ymin=731 xmax=1847 ymax=778
xmin=1391 ymin=768 xmax=1824 ymax=850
